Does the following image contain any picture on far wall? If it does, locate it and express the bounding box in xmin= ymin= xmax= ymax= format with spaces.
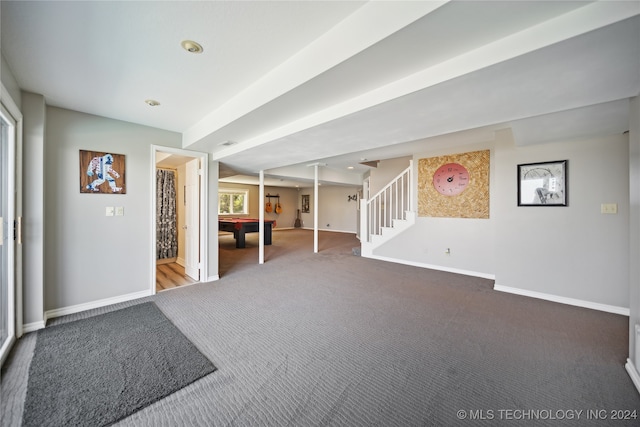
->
xmin=301 ymin=194 xmax=310 ymax=213
xmin=79 ymin=150 xmax=126 ymax=194
xmin=517 ymin=160 xmax=567 ymax=206
xmin=418 ymin=150 xmax=490 ymax=218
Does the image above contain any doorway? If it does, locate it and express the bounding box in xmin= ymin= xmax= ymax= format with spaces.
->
xmin=151 ymin=146 xmax=208 ymax=294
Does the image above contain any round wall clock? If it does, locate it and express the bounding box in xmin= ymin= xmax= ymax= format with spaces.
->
xmin=432 ymin=162 xmax=470 ymax=196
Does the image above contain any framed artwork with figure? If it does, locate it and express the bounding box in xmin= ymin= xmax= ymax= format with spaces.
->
xmin=79 ymin=150 xmax=126 ymax=194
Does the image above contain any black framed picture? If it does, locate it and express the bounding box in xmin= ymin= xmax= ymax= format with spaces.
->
xmin=517 ymin=160 xmax=567 ymax=206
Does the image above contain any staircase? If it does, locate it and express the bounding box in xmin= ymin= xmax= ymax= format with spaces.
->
xmin=360 ymin=161 xmax=415 ymax=257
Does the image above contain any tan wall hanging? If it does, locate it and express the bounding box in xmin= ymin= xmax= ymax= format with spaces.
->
xmin=418 ymin=150 xmax=489 ymax=218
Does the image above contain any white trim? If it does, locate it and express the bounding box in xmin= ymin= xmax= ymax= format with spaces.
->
xmin=259 ymin=170 xmax=264 ymax=264
xmin=23 ymin=289 xmax=150 ymax=333
xmin=0 ymin=83 xmax=22 ymax=121
xmin=22 ymin=321 xmax=46 ymax=334
xmin=207 ymin=274 xmax=220 ymax=282
xmin=0 ymin=97 xmax=19 ymax=366
xmin=314 ymin=165 xmax=319 ymax=253
xmin=44 ymin=289 xmax=152 ymax=322
xmin=625 ymin=359 xmax=640 ymax=395
xmin=365 ymin=253 xmax=495 ymax=280
xmin=494 ymin=284 xmax=629 ymax=315
xmin=301 ymin=227 xmax=356 ymax=234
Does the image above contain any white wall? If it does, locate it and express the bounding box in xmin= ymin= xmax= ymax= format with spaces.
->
xmin=44 ymin=107 xmax=182 ymax=311
xmin=1 ymin=53 xmax=21 ymax=110
xmin=629 ymin=96 xmax=640 ymax=370
xmin=373 ymin=143 xmax=496 ymax=277
xmin=368 ymin=156 xmax=411 ymax=196
xmin=21 ymin=93 xmax=46 ymax=325
xmin=495 ymin=131 xmax=629 ymax=310
xmin=15 ymin=89 xmax=635 ymax=331
xmin=372 ymin=128 xmax=631 ymax=311
xmin=300 ymin=185 xmax=360 ymax=233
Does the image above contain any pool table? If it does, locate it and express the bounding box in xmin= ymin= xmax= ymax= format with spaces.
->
xmin=219 ymin=218 xmax=276 ymax=248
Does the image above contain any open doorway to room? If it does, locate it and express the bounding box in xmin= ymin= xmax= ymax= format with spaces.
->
xmin=151 ymin=146 xmax=208 ymax=294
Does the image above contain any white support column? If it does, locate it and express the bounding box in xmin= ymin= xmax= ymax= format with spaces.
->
xmin=314 ymin=164 xmax=319 ymax=253
xmin=259 ymin=170 xmax=265 ymax=264
xmin=360 ymin=197 xmax=368 ymax=244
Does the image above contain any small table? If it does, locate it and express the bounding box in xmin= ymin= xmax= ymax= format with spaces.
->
xmin=219 ymin=218 xmax=276 ymax=248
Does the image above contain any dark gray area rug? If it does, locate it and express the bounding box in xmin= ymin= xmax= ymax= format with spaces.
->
xmin=22 ymin=302 xmax=216 ymax=427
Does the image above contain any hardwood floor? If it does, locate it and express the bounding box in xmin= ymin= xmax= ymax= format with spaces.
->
xmin=156 ymin=262 xmax=196 ymax=292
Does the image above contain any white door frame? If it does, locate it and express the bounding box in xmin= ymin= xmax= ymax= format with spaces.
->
xmin=0 ymin=91 xmax=21 ymax=367
xmin=150 ymin=145 xmax=208 ymax=294
xmin=183 ymin=158 xmax=200 ymax=280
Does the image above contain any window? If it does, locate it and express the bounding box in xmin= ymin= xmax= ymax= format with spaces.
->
xmin=219 ymin=189 xmax=248 ymax=215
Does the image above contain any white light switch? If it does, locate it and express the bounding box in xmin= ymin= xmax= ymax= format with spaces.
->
xmin=105 ymin=207 xmax=115 ymax=216
xmin=601 ymin=203 xmax=618 ymax=214
xmin=115 ymin=206 xmax=124 ymax=216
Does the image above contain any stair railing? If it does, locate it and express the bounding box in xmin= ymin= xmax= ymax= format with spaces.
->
xmin=360 ymin=160 xmax=413 ymax=243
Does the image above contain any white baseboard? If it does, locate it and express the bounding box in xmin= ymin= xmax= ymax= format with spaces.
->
xmin=364 ymin=254 xmax=495 ymax=280
xmin=625 ymin=359 xmax=640 ymax=395
xmin=301 ymin=227 xmax=357 ymax=234
xmin=43 ymin=289 xmax=152 ymax=323
xmin=494 ymin=284 xmax=629 ymax=315
xmin=207 ymin=274 xmax=220 ymax=282
xmin=22 ymin=320 xmax=46 ymax=333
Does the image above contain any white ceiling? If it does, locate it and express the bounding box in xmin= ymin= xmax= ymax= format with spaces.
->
xmin=2 ymin=1 xmax=639 ymax=187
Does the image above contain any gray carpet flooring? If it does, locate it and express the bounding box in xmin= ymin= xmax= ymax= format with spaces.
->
xmin=2 ymin=229 xmax=639 ymax=426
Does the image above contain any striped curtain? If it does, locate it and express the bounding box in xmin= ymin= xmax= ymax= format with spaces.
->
xmin=156 ymin=169 xmax=177 ymax=259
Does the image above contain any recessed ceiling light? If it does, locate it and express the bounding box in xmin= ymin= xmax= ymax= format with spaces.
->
xmin=218 ymin=140 xmax=237 ymax=147
xmin=145 ymin=99 xmax=160 ymax=107
xmin=181 ymin=40 xmax=204 ymax=54
xmin=347 ymin=166 xmax=354 ymax=170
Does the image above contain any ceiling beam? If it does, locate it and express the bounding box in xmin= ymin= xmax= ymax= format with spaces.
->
xmin=183 ymin=1 xmax=449 ymax=150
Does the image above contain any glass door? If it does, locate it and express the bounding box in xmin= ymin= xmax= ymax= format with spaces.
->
xmin=0 ymin=104 xmax=16 ymax=366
